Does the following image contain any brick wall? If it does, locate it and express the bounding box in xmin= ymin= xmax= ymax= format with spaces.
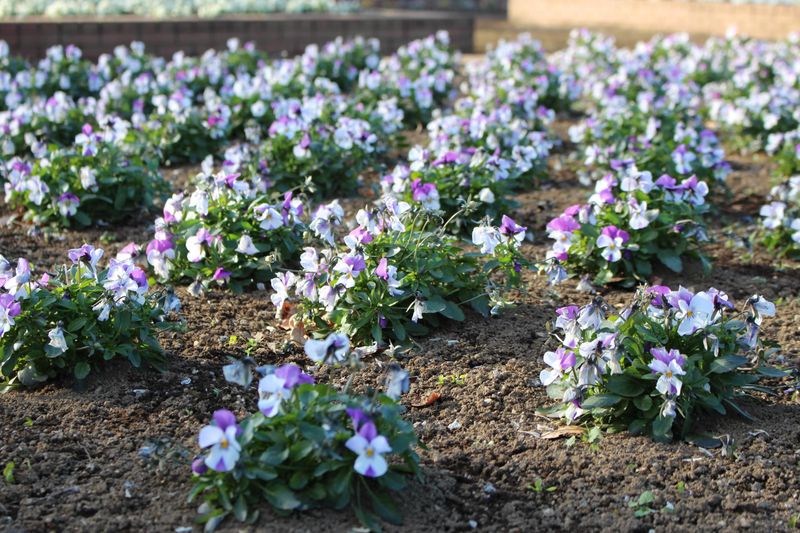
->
xmin=0 ymin=11 xmax=475 ymax=60
xmin=367 ymin=0 xmax=506 ymax=14
xmin=508 ymin=0 xmax=800 ymax=40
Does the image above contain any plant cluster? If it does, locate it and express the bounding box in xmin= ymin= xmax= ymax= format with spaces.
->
xmin=425 ymin=99 xmax=554 ymax=182
xmin=269 ymin=199 xmax=529 ymax=346
xmin=567 ymin=104 xmax=730 ymax=188
xmin=759 ymin=175 xmax=800 ymax=258
xmin=0 ymin=245 xmax=180 ymax=388
xmin=380 ymin=150 xmax=520 ymax=232
xmin=357 ymin=31 xmax=457 ymax=126
xmin=467 ymin=33 xmax=579 ymax=114
xmin=250 ymin=93 xmax=404 ymax=197
xmin=538 ymin=286 xmax=782 ymax=442
xmin=190 ymin=335 xmax=419 ymax=530
xmin=144 ymin=164 xmax=323 ymax=294
xmin=544 ymin=165 xmax=711 ymax=286
xmin=0 ymin=33 xmax=438 ymax=166
xmin=2 ymin=124 xmax=168 ymax=227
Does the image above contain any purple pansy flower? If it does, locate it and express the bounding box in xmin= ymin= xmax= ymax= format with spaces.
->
xmin=257 ymin=364 xmax=314 ymax=417
xmin=648 ymin=348 xmax=686 ymax=397
xmin=198 ymin=409 xmax=241 ymax=472
xmin=596 ymin=225 xmax=629 ymax=262
xmin=345 ymin=421 xmax=392 ymax=478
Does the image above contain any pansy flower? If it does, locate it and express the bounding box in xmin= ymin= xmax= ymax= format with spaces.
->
xmin=0 ymin=293 xmax=22 ymax=337
xmin=596 ymin=225 xmax=629 ymax=262
xmin=674 ymin=290 xmax=715 ymax=336
xmin=305 ymin=332 xmax=350 ymax=364
xmin=198 ymin=410 xmax=241 ymax=472
xmin=540 ymin=347 xmax=576 ymax=385
xmin=648 ymin=347 xmax=686 ymax=396
xmin=257 ymin=364 xmax=314 ymax=417
xmin=345 ymin=421 xmax=392 ymax=478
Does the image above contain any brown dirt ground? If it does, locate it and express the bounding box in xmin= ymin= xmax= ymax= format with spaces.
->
xmin=0 ymin=120 xmax=798 ymax=533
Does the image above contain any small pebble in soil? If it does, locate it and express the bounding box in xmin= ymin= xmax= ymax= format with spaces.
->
xmin=123 ymin=480 xmax=134 ymax=498
xmin=180 ymin=378 xmax=192 ymax=385
xmin=448 ymin=420 xmax=462 ymax=430
xmin=132 ymin=389 xmax=149 ymax=399
xmin=483 ymin=483 xmax=496 ymax=494
xmin=468 ymin=520 xmax=478 ymax=529
xmin=138 ymin=446 xmax=154 ymax=458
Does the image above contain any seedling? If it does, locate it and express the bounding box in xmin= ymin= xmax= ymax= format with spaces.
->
xmin=3 ymin=462 xmax=15 ymax=484
xmin=526 ymin=478 xmax=557 ymax=493
xmin=629 ymin=490 xmax=655 ymax=517
xmin=437 ymin=374 xmax=467 ymax=386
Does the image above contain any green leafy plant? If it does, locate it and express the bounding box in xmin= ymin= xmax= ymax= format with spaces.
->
xmin=145 ymin=171 xmax=309 ymax=294
xmin=190 ymin=339 xmax=419 ymax=531
xmin=270 ymin=200 xmax=529 ymax=346
xmin=526 ymin=478 xmax=557 ymax=493
xmin=629 ymin=490 xmax=655 ymax=517
xmin=538 ymin=286 xmax=784 ymax=442
xmin=544 ymin=166 xmax=711 ymax=287
xmin=0 ymin=246 xmax=180 ymax=388
xmin=758 ymin=176 xmax=800 ymax=259
xmin=3 ymin=127 xmax=168 ymax=227
xmin=3 ymin=462 xmax=15 ymax=484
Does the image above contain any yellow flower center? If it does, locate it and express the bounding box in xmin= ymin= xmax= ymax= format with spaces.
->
xmin=220 ymin=437 xmax=229 ymax=449
xmin=665 ymin=371 xmax=673 ymax=379
xmin=366 ymin=447 xmax=374 ymax=458
xmin=687 ymin=310 xmax=693 ymax=317
xmin=609 ymin=242 xmax=616 ymax=249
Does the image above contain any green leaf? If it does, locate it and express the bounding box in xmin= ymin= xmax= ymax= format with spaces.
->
xmin=709 ymin=355 xmax=748 ymax=374
xmin=628 ymin=419 xmax=647 ymax=435
xmin=370 ymin=323 xmax=383 ymax=345
xmin=289 ymin=471 xmax=309 ymax=490
xmin=685 ymin=434 xmax=722 ymax=449
xmin=593 ymin=268 xmax=613 ymax=286
xmin=723 ymin=398 xmax=754 ymax=421
xmin=634 ymin=259 xmax=652 ymax=277
xmin=250 ymin=468 xmax=277 ymax=481
xmin=632 ymin=395 xmax=652 ymax=412
xmin=364 ymin=482 xmax=403 ymax=525
xmin=353 ymin=505 xmax=383 ymax=533
xmin=440 ymin=300 xmax=465 ymax=321
xmin=658 ymin=252 xmax=683 ymax=273
xmin=289 ymin=440 xmax=313 ymax=461
xmin=581 ymin=394 xmax=621 ymax=409
xmin=651 ymin=414 xmax=673 ymax=442
xmin=379 ymin=470 xmax=407 ymax=491
xmin=306 ymin=482 xmax=327 ymax=500
xmin=73 ymin=211 xmax=91 ymax=226
xmin=260 ymin=445 xmax=289 ymax=466
xmin=66 ymin=317 xmax=87 ymax=332
xmin=755 ymin=366 xmax=788 ymax=378
xmin=607 ymin=374 xmax=645 ymax=397
xmin=298 ymin=422 xmax=326 ymax=443
xmin=329 ymin=466 xmax=352 ymax=496
xmin=74 ymin=362 xmax=91 ymax=380
xmin=233 ymin=496 xmax=247 ymax=522
xmin=422 ymin=296 xmax=447 ymax=314
xmin=263 ymin=483 xmax=301 ymax=511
